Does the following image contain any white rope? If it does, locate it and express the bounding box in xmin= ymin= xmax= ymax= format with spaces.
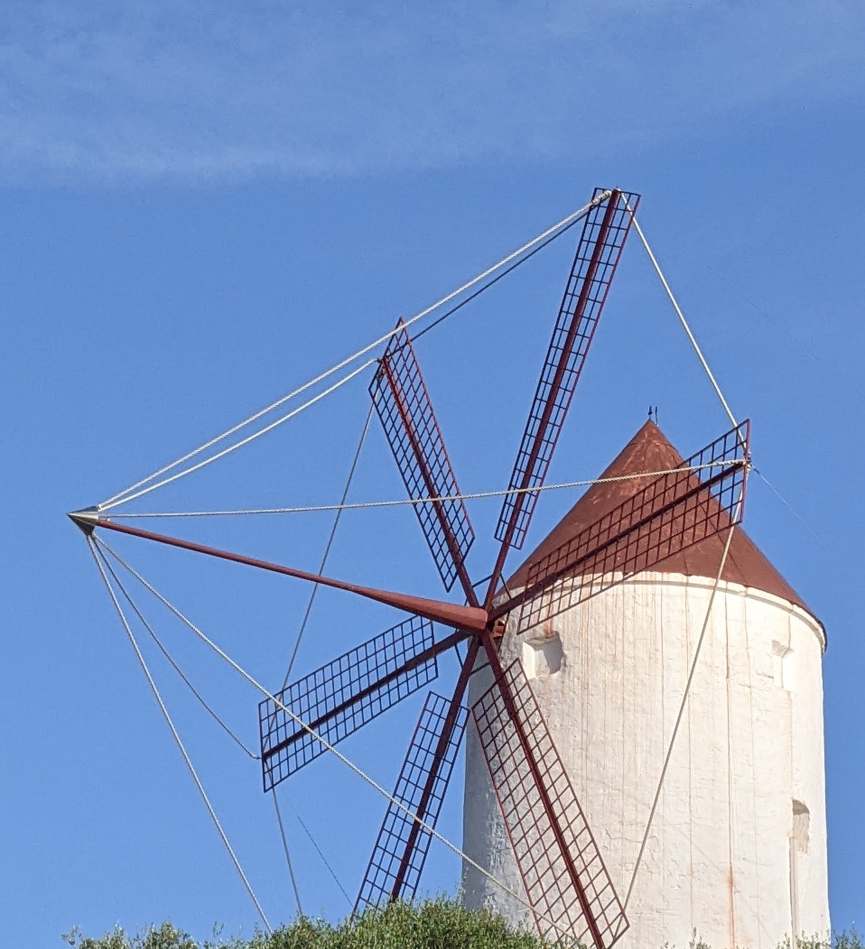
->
xmin=86 ymin=537 xmax=273 ymax=934
xmin=99 ymin=192 xmax=610 ymax=512
xmin=94 ymin=535 xmax=574 ymax=940
xmin=99 ymin=360 xmax=372 ymax=511
xmin=272 ymin=793 xmax=304 ymax=917
xmin=99 ymin=549 xmax=260 ymax=761
xmin=103 ymin=461 xmax=739 ymax=520
xmin=754 ymin=467 xmax=825 ymax=546
xmin=297 ymin=814 xmax=353 ymax=907
xmin=269 ymin=404 xmax=373 ymax=913
xmin=621 ymin=199 xmax=739 ymax=432
xmin=622 ymin=522 xmax=737 ymax=911
xmin=281 ymin=403 xmax=374 ymax=688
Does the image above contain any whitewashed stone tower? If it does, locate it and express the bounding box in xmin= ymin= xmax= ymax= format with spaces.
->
xmin=462 ymin=421 xmax=829 ymax=949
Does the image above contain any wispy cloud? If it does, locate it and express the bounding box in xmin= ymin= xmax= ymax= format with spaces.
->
xmin=0 ymin=0 xmax=861 ymax=182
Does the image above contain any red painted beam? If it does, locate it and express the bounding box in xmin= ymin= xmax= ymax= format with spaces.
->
xmin=70 ymin=512 xmax=489 ymax=633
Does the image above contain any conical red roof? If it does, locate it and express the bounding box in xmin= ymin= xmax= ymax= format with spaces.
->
xmin=508 ymin=420 xmax=810 ymax=614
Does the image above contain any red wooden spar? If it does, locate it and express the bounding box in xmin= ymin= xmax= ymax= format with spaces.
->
xmin=68 ymin=511 xmax=489 ymax=633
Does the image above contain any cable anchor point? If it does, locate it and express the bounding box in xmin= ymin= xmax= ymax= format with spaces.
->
xmin=68 ymin=506 xmax=100 ymax=535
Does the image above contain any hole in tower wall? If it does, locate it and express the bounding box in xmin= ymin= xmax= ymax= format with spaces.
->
xmin=521 ymin=631 xmax=564 ymax=679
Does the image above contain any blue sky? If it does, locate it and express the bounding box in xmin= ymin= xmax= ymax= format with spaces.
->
xmin=2 ymin=1 xmax=864 ymax=944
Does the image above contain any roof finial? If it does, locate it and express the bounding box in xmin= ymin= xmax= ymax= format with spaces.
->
xmin=647 ymin=405 xmax=659 ymax=425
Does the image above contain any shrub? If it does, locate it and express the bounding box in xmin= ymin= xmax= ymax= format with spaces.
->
xmin=63 ymin=900 xmax=549 ymax=949
xmin=63 ymin=907 xmax=864 ymax=949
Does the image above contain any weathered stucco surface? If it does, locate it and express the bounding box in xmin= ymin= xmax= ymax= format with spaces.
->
xmin=462 ymin=572 xmax=829 ymax=948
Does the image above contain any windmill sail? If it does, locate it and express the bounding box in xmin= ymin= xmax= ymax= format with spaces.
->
xmin=259 ymin=615 xmax=444 ymax=790
xmin=494 ymin=188 xmax=640 ymax=557
xmin=354 ymin=690 xmax=469 ymax=912
xmin=497 ymin=421 xmax=749 ymax=633
xmin=472 ymin=659 xmax=628 ymax=948
xmin=370 ymin=320 xmax=476 ymax=599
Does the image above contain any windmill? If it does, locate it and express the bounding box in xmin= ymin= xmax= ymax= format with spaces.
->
xmin=70 ymin=187 xmax=751 ymax=948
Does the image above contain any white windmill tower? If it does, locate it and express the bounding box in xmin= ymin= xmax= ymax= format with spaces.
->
xmin=462 ymin=419 xmax=829 ymax=948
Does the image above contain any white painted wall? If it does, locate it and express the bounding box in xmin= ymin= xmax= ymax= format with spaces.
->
xmin=462 ymin=572 xmax=829 ymax=949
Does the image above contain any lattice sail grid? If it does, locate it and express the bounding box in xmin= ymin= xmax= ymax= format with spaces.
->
xmin=496 ymin=188 xmax=640 ymax=552
xmin=354 ymin=691 xmax=468 ymax=912
xmin=259 ymin=615 xmax=437 ymax=791
xmin=370 ymin=322 xmax=474 ymax=592
xmin=517 ymin=421 xmax=750 ymax=632
xmin=472 ymin=660 xmax=628 ymax=948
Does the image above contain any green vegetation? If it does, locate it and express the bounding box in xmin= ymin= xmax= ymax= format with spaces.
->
xmin=62 ymin=900 xmax=548 ymax=949
xmin=62 ymin=902 xmax=863 ymax=949
xmin=782 ymin=937 xmax=865 ymax=949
